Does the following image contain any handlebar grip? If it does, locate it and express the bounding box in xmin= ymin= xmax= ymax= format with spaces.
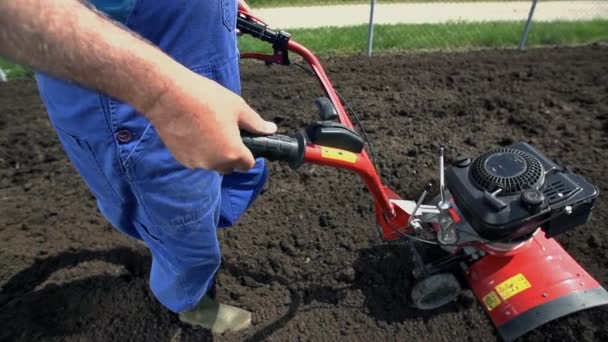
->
xmin=237 ymin=16 xmax=274 ymax=44
xmin=237 ymin=15 xmax=291 ymax=51
xmin=241 ymin=133 xmax=305 ymax=169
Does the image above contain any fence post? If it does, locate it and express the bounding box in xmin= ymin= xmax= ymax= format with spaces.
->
xmin=519 ymin=0 xmax=539 ymax=50
xmin=367 ymin=0 xmax=377 ymax=56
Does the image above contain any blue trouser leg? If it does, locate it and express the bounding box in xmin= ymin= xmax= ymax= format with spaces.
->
xmin=123 ymin=123 xmax=266 ymax=312
xmin=35 ymin=0 xmax=259 ymax=313
xmin=41 ymin=99 xmax=267 ymax=313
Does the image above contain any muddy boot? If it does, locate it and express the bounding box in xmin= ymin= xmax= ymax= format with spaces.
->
xmin=178 ymin=296 xmax=252 ymax=334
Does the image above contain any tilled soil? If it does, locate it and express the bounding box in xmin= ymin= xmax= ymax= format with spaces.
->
xmin=1 ymin=45 xmax=608 ymax=342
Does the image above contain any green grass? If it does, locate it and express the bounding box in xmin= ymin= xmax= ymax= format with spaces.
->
xmin=0 ymin=57 xmax=33 ymax=79
xmin=247 ymin=0 xmax=514 ymax=8
xmin=239 ymin=20 xmax=608 ymax=54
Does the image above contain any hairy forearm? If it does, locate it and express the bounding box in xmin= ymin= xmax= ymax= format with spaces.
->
xmin=0 ymin=0 xmax=191 ymax=117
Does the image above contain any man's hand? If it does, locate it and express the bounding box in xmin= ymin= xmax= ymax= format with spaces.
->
xmin=148 ymin=70 xmax=277 ymax=173
xmin=0 ymin=0 xmax=275 ymax=174
xmin=237 ymin=0 xmax=251 ymax=36
xmin=238 ymin=0 xmax=251 ymax=13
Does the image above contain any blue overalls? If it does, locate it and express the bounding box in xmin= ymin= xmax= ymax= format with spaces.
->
xmin=34 ymin=0 xmax=267 ymax=313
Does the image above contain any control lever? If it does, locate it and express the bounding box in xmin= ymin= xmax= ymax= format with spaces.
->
xmin=483 ymin=188 xmax=507 ymax=211
xmin=435 ymin=146 xmax=458 ymax=244
xmin=438 ymin=146 xmax=449 ymax=210
xmin=306 ymin=122 xmax=364 ymax=153
xmin=408 ymin=182 xmax=433 ymax=230
xmin=315 ymin=97 xmax=338 ymax=121
xmin=398 ymin=146 xmax=455 ymax=232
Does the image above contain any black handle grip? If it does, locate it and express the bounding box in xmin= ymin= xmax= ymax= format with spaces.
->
xmin=237 ymin=16 xmax=276 ymax=44
xmin=242 ymin=133 xmax=305 ymax=169
xmin=237 ymin=16 xmax=291 ymax=48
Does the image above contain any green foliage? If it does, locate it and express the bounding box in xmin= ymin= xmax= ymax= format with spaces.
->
xmin=0 ymin=57 xmax=33 ymax=80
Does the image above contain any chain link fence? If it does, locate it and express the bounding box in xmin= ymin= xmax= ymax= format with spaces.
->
xmin=2 ymin=1 xmax=607 ymax=79
xmin=365 ymin=0 xmax=608 ymax=55
xmin=250 ymin=1 xmax=608 ymax=55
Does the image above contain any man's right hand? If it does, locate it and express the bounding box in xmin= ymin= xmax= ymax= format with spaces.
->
xmin=146 ymin=69 xmax=277 ymax=174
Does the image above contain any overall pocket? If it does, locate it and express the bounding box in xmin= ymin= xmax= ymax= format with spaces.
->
xmin=221 ymin=0 xmax=237 ymax=32
xmin=108 ymin=65 xmax=215 ymax=173
xmin=53 ymin=127 xmax=123 ymax=205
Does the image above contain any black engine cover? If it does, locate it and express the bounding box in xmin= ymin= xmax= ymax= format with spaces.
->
xmin=446 ymin=143 xmax=598 ymax=241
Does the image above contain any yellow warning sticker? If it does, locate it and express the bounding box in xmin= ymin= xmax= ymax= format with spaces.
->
xmin=482 ymin=290 xmax=502 ymax=311
xmin=321 ymin=147 xmax=357 ymax=163
xmin=496 ymin=273 xmax=532 ymax=300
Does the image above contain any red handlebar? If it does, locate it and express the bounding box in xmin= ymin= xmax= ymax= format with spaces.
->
xmin=237 ymin=10 xmax=412 ymax=241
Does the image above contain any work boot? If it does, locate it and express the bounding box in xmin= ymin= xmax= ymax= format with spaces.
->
xmin=178 ymin=296 xmax=252 ymax=334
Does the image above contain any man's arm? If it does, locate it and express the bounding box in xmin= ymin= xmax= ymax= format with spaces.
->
xmin=0 ymin=0 xmax=276 ymax=173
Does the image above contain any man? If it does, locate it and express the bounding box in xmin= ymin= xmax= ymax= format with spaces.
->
xmin=0 ymin=0 xmax=275 ymax=334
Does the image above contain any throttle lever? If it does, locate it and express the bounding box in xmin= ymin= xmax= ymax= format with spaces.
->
xmin=241 ymin=132 xmax=306 ymax=169
xmin=315 ymin=97 xmax=338 ymax=121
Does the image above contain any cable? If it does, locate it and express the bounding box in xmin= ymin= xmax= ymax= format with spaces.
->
xmin=383 ymin=211 xmax=497 ymax=248
xmin=294 ymin=61 xmax=314 ymax=76
xmin=383 ymin=212 xmax=442 ymax=246
xmin=335 ymin=90 xmax=379 ymax=172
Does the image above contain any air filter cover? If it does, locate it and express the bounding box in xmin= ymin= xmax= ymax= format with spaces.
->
xmin=470 ymin=148 xmax=544 ymax=195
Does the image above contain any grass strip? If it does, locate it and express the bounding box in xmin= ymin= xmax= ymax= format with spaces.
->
xmin=0 ymin=57 xmax=33 ymax=80
xmin=2 ymin=20 xmax=606 ymax=80
xmin=239 ymin=19 xmax=608 ymax=55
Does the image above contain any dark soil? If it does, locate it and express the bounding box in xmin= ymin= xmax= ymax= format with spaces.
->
xmin=1 ymin=45 xmax=608 ymax=342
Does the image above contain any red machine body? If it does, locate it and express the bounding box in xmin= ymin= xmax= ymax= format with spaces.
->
xmin=466 ymin=230 xmax=608 ymax=341
xmin=236 ymin=7 xmax=608 ymax=341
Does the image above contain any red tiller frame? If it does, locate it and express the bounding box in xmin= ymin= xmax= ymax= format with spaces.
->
xmin=238 ymin=10 xmax=412 ymax=240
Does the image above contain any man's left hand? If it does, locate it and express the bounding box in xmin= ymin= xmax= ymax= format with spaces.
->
xmin=238 ymin=0 xmax=251 ymax=13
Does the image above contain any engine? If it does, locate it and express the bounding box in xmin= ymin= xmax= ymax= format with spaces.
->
xmin=445 ymin=143 xmax=598 ymax=242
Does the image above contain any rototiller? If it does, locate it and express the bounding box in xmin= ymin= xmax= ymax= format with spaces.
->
xmin=236 ymin=8 xmax=608 ymax=341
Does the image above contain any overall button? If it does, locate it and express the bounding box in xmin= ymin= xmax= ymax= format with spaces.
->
xmin=116 ymin=129 xmax=133 ymax=143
